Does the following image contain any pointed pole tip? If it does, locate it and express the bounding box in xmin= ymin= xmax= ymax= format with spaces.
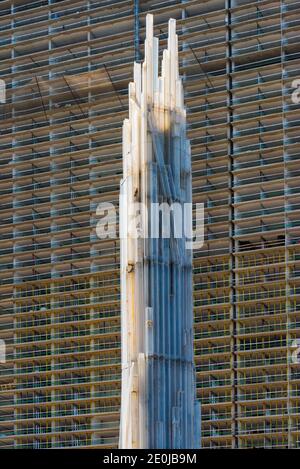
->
xmin=168 ymin=17 xmax=177 ymax=50
xmin=168 ymin=18 xmax=176 ymax=31
xmin=146 ymin=14 xmax=154 ymax=40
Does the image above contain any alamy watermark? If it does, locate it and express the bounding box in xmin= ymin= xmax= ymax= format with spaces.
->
xmin=291 ymin=339 xmax=300 ymax=364
xmin=0 ymin=340 xmax=6 ymax=364
xmin=0 ymin=79 xmax=5 ymax=104
xmin=291 ymin=79 xmax=300 ymax=104
xmin=95 ymin=200 xmax=205 ymax=250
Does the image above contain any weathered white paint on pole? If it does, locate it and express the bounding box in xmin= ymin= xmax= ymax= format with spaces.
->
xmin=119 ymin=14 xmax=200 ymax=449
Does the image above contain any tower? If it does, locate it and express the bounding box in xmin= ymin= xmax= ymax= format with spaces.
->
xmin=119 ymin=14 xmax=200 ymax=449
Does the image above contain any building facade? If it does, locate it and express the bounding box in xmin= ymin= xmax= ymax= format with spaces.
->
xmin=0 ymin=0 xmax=299 ymax=449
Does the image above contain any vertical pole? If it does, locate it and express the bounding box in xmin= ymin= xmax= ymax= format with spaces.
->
xmin=225 ymin=0 xmax=237 ymax=450
xmin=134 ymin=0 xmax=140 ymax=62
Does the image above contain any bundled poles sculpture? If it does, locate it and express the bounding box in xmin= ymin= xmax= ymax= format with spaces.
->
xmin=119 ymin=14 xmax=200 ymax=449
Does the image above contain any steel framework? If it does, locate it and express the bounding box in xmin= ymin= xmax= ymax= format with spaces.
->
xmin=0 ymin=0 xmax=299 ymax=450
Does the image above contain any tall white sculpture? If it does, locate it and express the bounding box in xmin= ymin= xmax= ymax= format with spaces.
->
xmin=119 ymin=14 xmax=200 ymax=449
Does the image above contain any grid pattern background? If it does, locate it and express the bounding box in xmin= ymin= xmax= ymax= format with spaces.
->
xmin=0 ymin=0 xmax=299 ymax=449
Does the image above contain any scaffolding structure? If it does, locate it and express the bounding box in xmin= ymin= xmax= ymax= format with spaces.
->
xmin=0 ymin=0 xmax=299 ymax=449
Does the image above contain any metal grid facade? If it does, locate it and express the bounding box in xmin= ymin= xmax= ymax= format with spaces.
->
xmin=0 ymin=0 xmax=299 ymax=449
